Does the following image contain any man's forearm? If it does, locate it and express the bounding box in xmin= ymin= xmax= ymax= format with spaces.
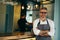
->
xmin=39 ymin=30 xmax=49 ymax=36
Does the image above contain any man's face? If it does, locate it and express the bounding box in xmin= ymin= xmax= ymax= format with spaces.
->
xmin=22 ymin=16 xmax=25 ymax=19
xmin=39 ymin=9 xmax=47 ymax=18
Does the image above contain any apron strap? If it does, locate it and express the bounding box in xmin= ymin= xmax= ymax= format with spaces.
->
xmin=47 ymin=20 xmax=50 ymax=31
xmin=37 ymin=21 xmax=40 ymax=27
xmin=37 ymin=19 xmax=50 ymax=31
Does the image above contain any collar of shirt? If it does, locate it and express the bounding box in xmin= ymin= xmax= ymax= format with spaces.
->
xmin=39 ymin=19 xmax=47 ymax=24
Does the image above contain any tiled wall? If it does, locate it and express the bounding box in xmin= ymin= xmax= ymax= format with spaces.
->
xmin=0 ymin=3 xmax=6 ymax=33
xmin=0 ymin=3 xmax=21 ymax=33
xmin=5 ymin=5 xmax=14 ymax=33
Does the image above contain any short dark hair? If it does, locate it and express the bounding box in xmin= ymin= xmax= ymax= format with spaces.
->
xmin=40 ymin=7 xmax=47 ymax=10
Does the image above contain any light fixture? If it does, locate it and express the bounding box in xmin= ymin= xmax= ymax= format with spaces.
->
xmin=37 ymin=0 xmax=40 ymax=2
xmin=35 ymin=4 xmax=38 ymax=8
xmin=27 ymin=5 xmax=31 ymax=10
xmin=22 ymin=6 xmax=24 ymax=9
xmin=42 ymin=1 xmax=50 ymax=4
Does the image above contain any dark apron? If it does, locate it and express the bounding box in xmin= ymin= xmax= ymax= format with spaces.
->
xmin=36 ymin=20 xmax=51 ymax=40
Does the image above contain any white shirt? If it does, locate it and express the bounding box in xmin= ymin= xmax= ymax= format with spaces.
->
xmin=33 ymin=18 xmax=55 ymax=37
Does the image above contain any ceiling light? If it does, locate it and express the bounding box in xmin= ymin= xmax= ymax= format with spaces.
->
xmin=22 ymin=6 xmax=24 ymax=9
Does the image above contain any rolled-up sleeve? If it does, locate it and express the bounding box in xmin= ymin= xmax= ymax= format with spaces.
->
xmin=33 ymin=19 xmax=40 ymax=35
xmin=48 ymin=20 xmax=55 ymax=36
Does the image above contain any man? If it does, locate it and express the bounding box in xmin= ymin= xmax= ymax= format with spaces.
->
xmin=33 ymin=7 xmax=55 ymax=40
xmin=18 ymin=15 xmax=27 ymax=35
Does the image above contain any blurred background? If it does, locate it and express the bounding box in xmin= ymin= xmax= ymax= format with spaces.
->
xmin=0 ymin=0 xmax=60 ymax=40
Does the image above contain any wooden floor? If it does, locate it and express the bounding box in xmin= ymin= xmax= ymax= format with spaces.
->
xmin=0 ymin=35 xmax=35 ymax=40
xmin=0 ymin=32 xmax=36 ymax=40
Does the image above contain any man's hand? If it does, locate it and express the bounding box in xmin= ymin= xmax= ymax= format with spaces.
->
xmin=26 ymin=23 xmax=29 ymax=25
xmin=39 ymin=30 xmax=49 ymax=36
xmin=43 ymin=30 xmax=49 ymax=36
xmin=44 ymin=33 xmax=49 ymax=36
xmin=39 ymin=31 xmax=45 ymax=36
